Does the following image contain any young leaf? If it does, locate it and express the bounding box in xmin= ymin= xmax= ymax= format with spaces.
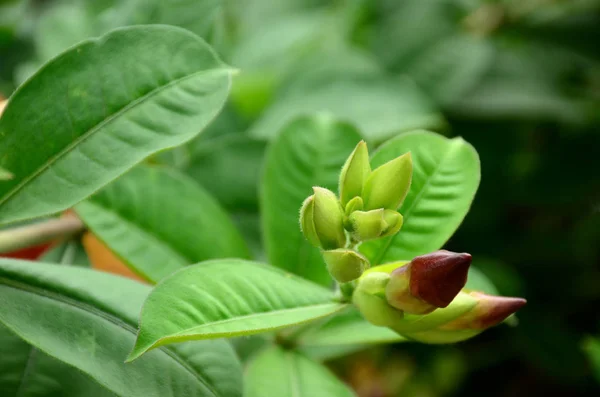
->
xmin=245 ymin=346 xmax=356 ymax=397
xmin=0 ymin=25 xmax=232 ymax=225
xmin=360 ymin=131 xmax=480 ymax=265
xmin=0 ymin=259 xmax=242 ymax=397
xmin=0 ymin=323 xmax=115 ymax=397
xmin=75 ymin=166 xmax=249 ymax=283
xmin=261 ymin=115 xmax=362 ymax=285
xmin=128 ymin=259 xmax=347 ymax=361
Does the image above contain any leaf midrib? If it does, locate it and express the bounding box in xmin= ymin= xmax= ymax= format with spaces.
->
xmin=173 ymin=302 xmax=344 ymax=336
xmin=0 ymin=275 xmax=220 ymax=397
xmin=372 ymin=139 xmax=463 ymax=265
xmin=0 ymin=67 xmax=230 ymax=210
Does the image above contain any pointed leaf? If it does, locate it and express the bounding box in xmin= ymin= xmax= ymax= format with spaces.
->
xmin=0 ymin=25 xmax=232 ymax=225
xmin=261 ymin=115 xmax=362 ymax=285
xmin=361 ymin=131 xmax=480 ymax=264
xmin=245 ymin=346 xmax=356 ymax=397
xmin=0 ymin=259 xmax=242 ymax=397
xmin=129 ymin=259 xmax=347 ymax=360
xmin=0 ymin=323 xmax=115 ymax=397
xmin=75 ymin=166 xmax=249 ymax=283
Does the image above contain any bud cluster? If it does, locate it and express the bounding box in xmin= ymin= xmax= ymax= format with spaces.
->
xmin=298 ymin=140 xmax=526 ymax=343
xmin=299 ymin=140 xmax=411 ymax=283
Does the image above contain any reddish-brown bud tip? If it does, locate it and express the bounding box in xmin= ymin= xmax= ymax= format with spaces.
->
xmin=469 ymin=292 xmax=527 ymax=329
xmin=409 ymin=250 xmax=472 ymax=308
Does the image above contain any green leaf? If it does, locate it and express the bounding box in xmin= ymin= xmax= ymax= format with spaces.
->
xmin=0 ymin=167 xmax=13 ymax=181
xmin=361 ymin=131 xmax=480 ymax=265
xmin=0 ymin=323 xmax=115 ymax=397
xmin=0 ymin=25 xmax=232 ymax=225
xmin=245 ymin=346 xmax=356 ymax=397
xmin=249 ymin=76 xmax=444 ymax=144
xmin=261 ymin=115 xmax=362 ymax=285
xmin=298 ymin=307 xmax=405 ymax=348
xmin=182 ymin=134 xmax=267 ymax=211
xmin=128 ymin=259 xmax=347 ymax=361
xmin=583 ymin=336 xmax=600 ymax=384
xmin=0 ymin=259 xmax=242 ymax=397
xmin=75 ymin=165 xmax=249 ymax=283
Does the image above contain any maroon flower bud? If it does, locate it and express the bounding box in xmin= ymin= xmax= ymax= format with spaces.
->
xmin=441 ymin=292 xmax=527 ymax=330
xmin=409 ymin=250 xmax=472 ymax=308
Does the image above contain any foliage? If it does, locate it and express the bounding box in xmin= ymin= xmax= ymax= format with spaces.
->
xmin=0 ymin=0 xmax=598 ymax=396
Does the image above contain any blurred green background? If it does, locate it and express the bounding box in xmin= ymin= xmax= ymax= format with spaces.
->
xmin=1 ymin=0 xmax=599 ymax=396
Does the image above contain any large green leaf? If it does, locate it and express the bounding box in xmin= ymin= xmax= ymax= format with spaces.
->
xmin=261 ymin=115 xmax=362 ymax=285
xmin=129 ymin=259 xmax=347 ymax=361
xmin=249 ymin=76 xmax=444 ymax=144
xmin=0 ymin=25 xmax=232 ymax=225
xmin=0 ymin=259 xmax=242 ymax=397
xmin=361 ymin=131 xmax=480 ymax=264
xmin=75 ymin=165 xmax=249 ymax=283
xmin=244 ymin=346 xmax=356 ymax=397
xmin=0 ymin=323 xmax=115 ymax=397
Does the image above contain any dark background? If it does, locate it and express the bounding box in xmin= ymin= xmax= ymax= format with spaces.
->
xmin=1 ymin=0 xmax=599 ymax=395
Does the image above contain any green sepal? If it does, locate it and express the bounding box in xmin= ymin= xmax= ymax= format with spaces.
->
xmin=312 ymin=187 xmax=346 ymax=249
xmin=299 ymin=195 xmax=320 ymax=247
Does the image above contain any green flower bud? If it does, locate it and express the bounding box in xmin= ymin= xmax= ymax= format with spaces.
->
xmin=300 ymin=187 xmax=346 ymax=249
xmin=362 ymin=152 xmax=412 ymax=210
xmin=347 ymin=209 xmax=404 ymax=241
xmin=354 ymin=272 xmax=403 ymax=327
xmin=339 ymin=141 xmax=371 ymax=207
xmin=323 ymin=249 xmax=369 ymax=283
xmin=390 ymin=291 xmax=478 ymax=334
xmin=386 ymin=250 xmax=471 ymax=314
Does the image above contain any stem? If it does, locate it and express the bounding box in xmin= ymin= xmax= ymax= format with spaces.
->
xmin=0 ymin=216 xmax=85 ymax=253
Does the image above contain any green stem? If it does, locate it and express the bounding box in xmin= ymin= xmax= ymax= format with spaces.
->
xmin=0 ymin=216 xmax=84 ymax=254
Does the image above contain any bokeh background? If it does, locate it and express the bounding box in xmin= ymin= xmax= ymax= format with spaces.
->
xmin=1 ymin=0 xmax=599 ymax=396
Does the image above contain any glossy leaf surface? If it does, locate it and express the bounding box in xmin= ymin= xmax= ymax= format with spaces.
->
xmin=0 ymin=25 xmax=232 ymax=225
xmin=129 ymin=259 xmax=346 ymax=360
xmin=0 ymin=259 xmax=242 ymax=397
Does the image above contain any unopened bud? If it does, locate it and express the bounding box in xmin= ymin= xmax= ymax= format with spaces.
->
xmin=385 ymin=250 xmax=471 ymax=314
xmin=323 ymin=249 xmax=369 ymax=283
xmin=300 ymin=187 xmax=346 ymax=249
xmin=362 ymin=152 xmax=412 ymax=210
xmin=339 ymin=141 xmax=370 ymax=207
xmin=440 ymin=292 xmax=527 ymax=331
xmin=347 ymin=209 xmax=403 ymax=241
xmin=409 ymin=250 xmax=472 ymax=308
xmin=402 ymin=328 xmax=481 ymax=344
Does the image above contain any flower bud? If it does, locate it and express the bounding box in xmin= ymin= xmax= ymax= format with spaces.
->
xmin=385 ymin=250 xmax=471 ymax=314
xmin=439 ymin=292 xmax=527 ymax=331
xmin=347 ymin=209 xmax=403 ymax=241
xmin=323 ymin=249 xmax=369 ymax=283
xmin=300 ymin=187 xmax=346 ymax=249
xmin=402 ymin=329 xmax=481 ymax=344
xmin=353 ymin=272 xmax=404 ymax=327
xmin=339 ymin=141 xmax=370 ymax=207
xmin=362 ymin=152 xmax=412 ymax=210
